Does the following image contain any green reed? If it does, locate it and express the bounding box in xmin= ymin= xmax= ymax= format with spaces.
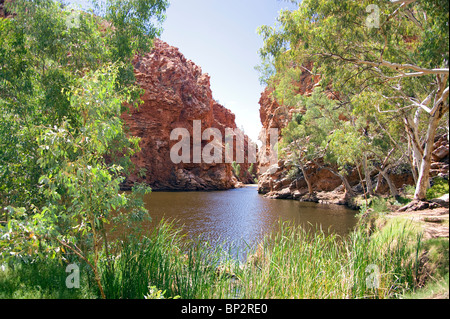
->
xmin=1 ymin=217 xmax=425 ymax=299
xmin=98 ymin=216 xmax=423 ymax=299
xmin=233 ymin=219 xmax=423 ymax=299
xmin=99 ymin=219 xmax=240 ymax=299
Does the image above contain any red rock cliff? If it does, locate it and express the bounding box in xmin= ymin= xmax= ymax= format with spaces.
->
xmin=121 ymin=39 xmax=253 ymax=190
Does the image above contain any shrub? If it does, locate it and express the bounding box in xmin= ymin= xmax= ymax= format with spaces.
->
xmin=426 ymin=177 xmax=449 ymax=200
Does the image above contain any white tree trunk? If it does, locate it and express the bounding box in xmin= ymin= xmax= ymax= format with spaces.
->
xmin=414 ymin=84 xmax=449 ymax=200
xmin=298 ymin=161 xmax=313 ymax=195
xmin=404 ymin=113 xmax=423 ymax=175
xmin=363 ymin=154 xmax=374 ymax=196
xmin=414 ymin=112 xmax=441 ymax=200
xmin=407 ymin=135 xmax=418 ymax=184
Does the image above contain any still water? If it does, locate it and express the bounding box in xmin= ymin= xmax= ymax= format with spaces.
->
xmin=141 ymin=185 xmax=357 ymax=249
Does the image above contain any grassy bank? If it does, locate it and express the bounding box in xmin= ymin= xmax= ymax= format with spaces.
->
xmin=1 ymin=213 xmax=448 ymax=299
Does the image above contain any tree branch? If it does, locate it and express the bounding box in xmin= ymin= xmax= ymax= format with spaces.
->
xmin=389 ymin=0 xmax=418 ymax=5
xmin=402 ymin=8 xmax=423 ymax=30
xmin=318 ymin=53 xmax=449 ymax=77
xmin=431 ymin=86 xmax=449 ymax=116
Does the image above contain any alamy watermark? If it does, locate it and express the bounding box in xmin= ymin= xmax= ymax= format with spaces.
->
xmin=366 ymin=4 xmax=380 ymax=29
xmin=170 ymin=120 xmax=279 ymax=166
xmin=365 ymin=264 xmax=381 ymax=289
xmin=66 ymin=263 xmax=80 ymax=289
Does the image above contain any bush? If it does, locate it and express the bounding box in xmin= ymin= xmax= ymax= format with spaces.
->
xmin=403 ymin=184 xmax=416 ymax=196
xmin=426 ymin=177 xmax=449 ymax=200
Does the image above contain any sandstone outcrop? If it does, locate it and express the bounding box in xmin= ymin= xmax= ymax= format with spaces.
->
xmin=121 ymin=39 xmax=254 ymax=191
xmin=258 ymin=132 xmax=448 ymax=205
xmin=431 ymin=133 xmax=450 ymax=178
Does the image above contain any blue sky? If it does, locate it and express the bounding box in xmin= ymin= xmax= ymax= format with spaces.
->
xmin=160 ymin=0 xmax=298 ymax=143
xmin=69 ymin=0 xmax=298 ymax=143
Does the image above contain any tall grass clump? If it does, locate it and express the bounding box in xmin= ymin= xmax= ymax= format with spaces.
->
xmin=235 ymin=223 xmax=346 ymax=298
xmin=233 ymin=219 xmax=423 ymax=299
xmin=0 ymin=257 xmax=97 ymax=299
xmin=346 ymin=218 xmax=423 ymax=298
xmin=100 ymin=220 xmax=239 ymax=299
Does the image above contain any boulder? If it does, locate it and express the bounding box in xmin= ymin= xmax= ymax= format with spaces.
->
xmin=431 ymin=193 xmax=449 ymax=208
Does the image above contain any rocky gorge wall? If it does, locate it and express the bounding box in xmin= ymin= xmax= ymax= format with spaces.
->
xmin=121 ymin=39 xmax=254 ymax=191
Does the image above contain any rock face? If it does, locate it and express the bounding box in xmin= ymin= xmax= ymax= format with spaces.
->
xmin=431 ymin=134 xmax=450 ymax=178
xmin=121 ymin=39 xmax=253 ymax=191
xmin=0 ymin=0 xmax=11 ymax=18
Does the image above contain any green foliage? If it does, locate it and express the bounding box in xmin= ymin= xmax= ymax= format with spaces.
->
xmin=247 ymin=163 xmax=254 ymax=175
xmin=231 ymin=161 xmax=241 ymax=179
xmin=286 ymin=166 xmax=301 ymax=180
xmin=91 ymin=0 xmax=169 ymax=88
xmin=0 ymin=258 xmax=97 ymax=299
xmin=0 ymin=0 xmax=168 ymax=298
xmin=403 ymin=184 xmax=417 ymax=196
xmin=416 ymin=0 xmax=449 ymax=69
xmin=144 ymin=286 xmax=180 ymax=299
xmin=279 ymin=89 xmax=336 ymax=162
xmin=279 ymin=88 xmax=363 ymax=194
xmin=358 ymin=196 xmax=389 ymax=217
xmin=426 ymin=177 xmax=449 ymax=200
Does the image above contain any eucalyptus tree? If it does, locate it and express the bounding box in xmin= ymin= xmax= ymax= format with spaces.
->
xmin=0 ymin=0 xmax=168 ymax=298
xmin=280 ymin=89 xmax=363 ymax=199
xmin=279 ymin=112 xmax=315 ymax=196
xmin=352 ymin=91 xmax=411 ymax=197
xmin=258 ymin=0 xmax=448 ymax=201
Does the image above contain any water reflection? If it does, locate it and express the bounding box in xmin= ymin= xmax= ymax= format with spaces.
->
xmin=141 ymin=185 xmax=357 ymax=251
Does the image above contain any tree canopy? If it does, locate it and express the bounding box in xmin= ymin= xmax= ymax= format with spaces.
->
xmin=259 ymin=0 xmax=449 ymax=201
